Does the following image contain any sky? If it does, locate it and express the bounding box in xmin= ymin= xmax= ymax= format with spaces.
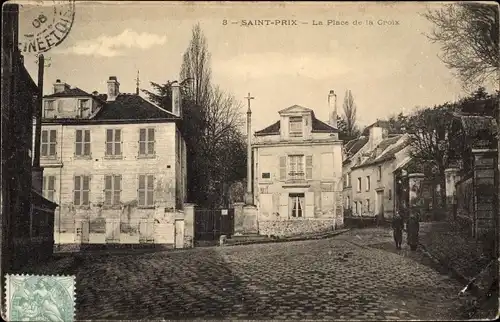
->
xmin=17 ymin=1 xmax=494 ymax=133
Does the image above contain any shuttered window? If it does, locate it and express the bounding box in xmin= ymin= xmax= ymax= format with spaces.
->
xmin=74 ymin=175 xmax=90 ymax=206
xmin=43 ymin=176 xmax=56 ymax=201
xmin=41 ymin=130 xmax=57 ymax=157
xmin=104 ymin=175 xmax=122 ymax=205
xmin=138 ymin=175 xmax=154 ymax=207
xmin=105 ymin=129 xmax=122 ymax=156
xmin=75 ymin=129 xmax=91 ymax=156
xmin=139 ymin=128 xmax=155 ymax=156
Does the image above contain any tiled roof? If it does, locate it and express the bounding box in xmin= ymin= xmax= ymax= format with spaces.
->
xmin=352 ymin=135 xmax=409 ymax=169
xmin=254 ymin=113 xmax=337 ymax=136
xmin=255 ymin=121 xmax=280 ymax=135
xmin=93 ymin=94 xmax=178 ymax=120
xmin=342 ymin=136 xmax=369 ymax=165
xmin=44 ymin=87 xmax=92 ymax=98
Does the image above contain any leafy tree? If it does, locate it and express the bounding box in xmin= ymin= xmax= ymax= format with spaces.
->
xmin=423 ymin=3 xmax=499 ymax=90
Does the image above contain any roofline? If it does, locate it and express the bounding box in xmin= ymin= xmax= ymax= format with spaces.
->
xmin=40 ymin=118 xmax=179 ymax=125
xmin=351 ymin=155 xmax=397 ymax=170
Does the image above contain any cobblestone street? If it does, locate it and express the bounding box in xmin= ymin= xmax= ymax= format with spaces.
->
xmin=21 ymin=228 xmax=477 ymax=320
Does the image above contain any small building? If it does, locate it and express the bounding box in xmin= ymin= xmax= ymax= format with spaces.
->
xmin=346 ymin=123 xmax=411 ymax=220
xmin=251 ymin=91 xmax=344 ymax=237
xmin=35 ymin=76 xmax=191 ymax=249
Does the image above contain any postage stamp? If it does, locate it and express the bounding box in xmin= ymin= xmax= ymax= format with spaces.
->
xmin=18 ymin=0 xmax=76 ymax=54
xmin=5 ymin=274 xmax=75 ymax=322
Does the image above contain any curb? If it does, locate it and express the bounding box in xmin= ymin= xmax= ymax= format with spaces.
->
xmin=224 ymin=228 xmax=352 ymax=247
xmin=418 ymin=241 xmax=481 ymax=297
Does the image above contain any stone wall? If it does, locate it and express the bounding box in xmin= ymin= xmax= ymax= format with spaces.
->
xmin=259 ymin=219 xmax=335 ymax=237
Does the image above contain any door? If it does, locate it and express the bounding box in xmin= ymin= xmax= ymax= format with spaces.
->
xmin=106 ymin=219 xmax=120 ymax=243
xmin=75 ymin=220 xmax=89 ymax=244
xmin=139 ymin=218 xmax=154 ymax=243
xmin=377 ymin=191 xmax=384 ymax=219
xmin=175 ymin=220 xmax=184 ymax=249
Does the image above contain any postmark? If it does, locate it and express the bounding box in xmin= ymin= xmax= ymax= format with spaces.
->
xmin=18 ymin=0 xmax=76 ymax=54
xmin=6 ymin=274 xmax=76 ymax=322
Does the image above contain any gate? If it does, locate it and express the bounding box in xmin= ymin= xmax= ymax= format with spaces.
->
xmin=194 ymin=208 xmax=234 ymax=241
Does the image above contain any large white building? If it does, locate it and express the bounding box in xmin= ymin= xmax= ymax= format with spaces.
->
xmin=35 ymin=76 xmax=190 ymax=247
xmin=251 ymin=91 xmax=344 ymax=237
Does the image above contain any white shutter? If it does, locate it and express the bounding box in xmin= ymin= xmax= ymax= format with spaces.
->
xmin=306 ymin=155 xmax=313 ymax=180
xmin=279 ymin=156 xmax=287 ymax=180
xmin=81 ymin=221 xmax=90 ymax=243
xmin=279 ymin=193 xmax=288 ymax=218
xmin=305 ymin=192 xmax=315 ymax=218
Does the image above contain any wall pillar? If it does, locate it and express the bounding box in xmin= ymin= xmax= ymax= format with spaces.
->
xmin=471 ymin=149 xmax=497 ymax=240
xmin=444 ymin=168 xmax=460 ymax=221
xmin=234 ymin=202 xmax=258 ymax=235
xmin=408 ymin=173 xmax=425 ymax=221
xmin=183 ymin=203 xmax=195 ymax=248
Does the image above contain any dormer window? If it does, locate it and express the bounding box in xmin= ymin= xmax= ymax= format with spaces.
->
xmin=77 ymin=99 xmax=90 ymax=117
xmin=289 ymin=116 xmax=303 ymax=137
xmin=44 ymin=100 xmax=55 ymax=118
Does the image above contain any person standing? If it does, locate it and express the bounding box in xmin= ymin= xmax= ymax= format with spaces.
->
xmin=407 ymin=212 xmax=420 ymax=251
xmin=392 ymin=212 xmax=404 ymax=249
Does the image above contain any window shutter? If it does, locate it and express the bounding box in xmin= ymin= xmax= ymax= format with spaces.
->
xmin=48 ymin=176 xmax=55 ymax=191
xmin=306 ymin=155 xmax=313 ymax=180
xmin=42 ymin=176 xmax=47 ymax=196
xmin=305 ymin=192 xmax=315 ymax=218
xmin=279 ymin=156 xmax=286 ymax=180
xmin=279 ymin=193 xmax=288 ymax=219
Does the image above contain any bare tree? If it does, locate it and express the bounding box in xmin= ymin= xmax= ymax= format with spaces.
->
xmin=341 ymin=90 xmax=359 ymax=138
xmin=145 ymin=24 xmax=246 ymax=207
xmin=423 ymin=3 xmax=499 ymax=90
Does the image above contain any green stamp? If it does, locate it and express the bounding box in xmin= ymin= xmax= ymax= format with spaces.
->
xmin=6 ymin=274 xmax=75 ymax=322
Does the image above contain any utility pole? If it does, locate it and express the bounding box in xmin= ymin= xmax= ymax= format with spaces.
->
xmin=244 ymin=92 xmax=254 ymax=205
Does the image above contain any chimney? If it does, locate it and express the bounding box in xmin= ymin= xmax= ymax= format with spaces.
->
xmin=328 ymin=90 xmax=337 ymax=129
xmin=171 ymin=81 xmax=182 ymax=118
xmin=106 ymin=76 xmax=120 ymax=101
xmin=92 ymin=91 xmax=98 ymax=96
xmin=368 ymin=126 xmax=388 ymax=151
xmin=53 ymin=79 xmax=70 ymax=93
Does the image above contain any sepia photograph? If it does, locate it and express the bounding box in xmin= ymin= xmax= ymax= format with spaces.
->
xmin=1 ymin=1 xmax=499 ymax=320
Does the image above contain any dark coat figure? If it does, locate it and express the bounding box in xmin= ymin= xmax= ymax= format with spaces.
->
xmin=392 ymin=213 xmax=404 ymax=249
xmin=407 ymin=213 xmax=420 ymax=251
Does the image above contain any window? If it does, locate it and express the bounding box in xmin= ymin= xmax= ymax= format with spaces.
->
xmin=74 ymin=175 xmax=90 ymax=206
xmin=289 ymin=193 xmax=304 ymax=218
xmin=366 ymin=199 xmax=370 ymax=212
xmin=289 ymin=117 xmax=303 ymax=137
xmin=138 ymin=175 xmax=154 ymax=207
xmin=104 ymin=175 xmax=122 ymax=205
xmin=288 ymin=155 xmax=304 ymax=180
xmin=139 ymin=128 xmax=155 ymax=156
xmin=346 ymin=196 xmax=350 ymax=208
xmin=347 ymin=173 xmax=351 ymax=187
xmin=77 ymin=99 xmax=90 ymax=117
xmin=44 ymin=100 xmax=55 ymax=117
xmin=261 ymin=172 xmax=271 ymax=179
xmin=389 ymin=189 xmax=392 ymax=200
xmin=41 ymin=130 xmax=57 ymax=157
xmin=75 ymin=129 xmax=91 ymax=156
xmin=359 ymin=201 xmax=363 ymax=213
xmin=377 ymin=166 xmax=382 ymax=181
xmin=105 ymin=129 xmax=122 ymax=156
xmin=43 ymin=176 xmax=56 ymax=201
xmin=343 ymin=174 xmax=347 ymax=188
xmin=357 ymin=177 xmax=362 ymax=192
xmin=366 ymin=176 xmax=371 ymax=191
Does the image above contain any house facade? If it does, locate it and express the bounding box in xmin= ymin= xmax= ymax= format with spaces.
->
xmin=252 ymin=93 xmax=343 ymax=237
xmin=35 ymin=76 xmax=190 ymax=247
xmin=346 ymin=124 xmax=411 ymax=220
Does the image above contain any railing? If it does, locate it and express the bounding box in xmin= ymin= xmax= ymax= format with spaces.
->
xmin=288 ymin=171 xmax=305 ymax=180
